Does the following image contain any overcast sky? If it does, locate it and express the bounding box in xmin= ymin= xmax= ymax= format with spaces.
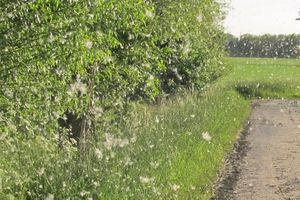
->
xmin=224 ymin=0 xmax=300 ymax=36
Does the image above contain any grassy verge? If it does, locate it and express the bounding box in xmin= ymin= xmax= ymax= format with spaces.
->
xmin=1 ymin=57 xmax=300 ymax=199
xmin=127 ymin=84 xmax=250 ymax=199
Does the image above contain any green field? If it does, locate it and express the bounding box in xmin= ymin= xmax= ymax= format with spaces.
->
xmin=224 ymin=57 xmax=300 ymax=98
xmin=1 ymin=57 xmax=300 ymax=199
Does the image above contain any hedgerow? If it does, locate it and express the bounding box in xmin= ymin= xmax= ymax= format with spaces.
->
xmin=0 ymin=0 xmax=226 ymax=198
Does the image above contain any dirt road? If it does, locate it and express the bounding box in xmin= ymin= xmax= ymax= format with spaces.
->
xmin=213 ymin=100 xmax=300 ymax=200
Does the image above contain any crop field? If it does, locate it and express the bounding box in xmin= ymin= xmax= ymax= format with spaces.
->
xmin=1 ymin=57 xmax=300 ymax=199
xmin=224 ymin=57 xmax=300 ymax=99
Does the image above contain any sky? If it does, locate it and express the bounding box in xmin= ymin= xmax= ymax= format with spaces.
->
xmin=224 ymin=0 xmax=300 ymax=36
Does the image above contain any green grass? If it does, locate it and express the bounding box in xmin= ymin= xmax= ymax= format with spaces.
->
xmin=1 ymin=57 xmax=300 ymax=199
xmin=224 ymin=57 xmax=300 ymax=98
xmin=127 ymin=87 xmax=250 ymax=199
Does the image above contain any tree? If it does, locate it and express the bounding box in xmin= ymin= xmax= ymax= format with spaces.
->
xmin=226 ymin=34 xmax=300 ymax=58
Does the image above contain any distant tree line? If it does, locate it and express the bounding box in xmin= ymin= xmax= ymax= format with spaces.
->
xmin=227 ymin=34 xmax=300 ymax=58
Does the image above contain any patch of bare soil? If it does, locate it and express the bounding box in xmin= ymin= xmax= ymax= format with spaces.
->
xmin=212 ymin=100 xmax=300 ymax=200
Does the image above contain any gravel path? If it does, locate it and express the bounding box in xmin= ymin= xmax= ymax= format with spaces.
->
xmin=213 ymin=100 xmax=300 ymax=200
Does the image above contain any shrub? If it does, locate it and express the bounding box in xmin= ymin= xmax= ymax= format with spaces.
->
xmin=0 ymin=0 xmax=226 ymax=198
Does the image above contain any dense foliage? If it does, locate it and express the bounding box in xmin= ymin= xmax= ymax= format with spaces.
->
xmin=0 ymin=0 xmax=226 ymax=198
xmin=1 ymin=0 xmax=226 ymax=138
xmin=227 ymin=34 xmax=300 ymax=58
